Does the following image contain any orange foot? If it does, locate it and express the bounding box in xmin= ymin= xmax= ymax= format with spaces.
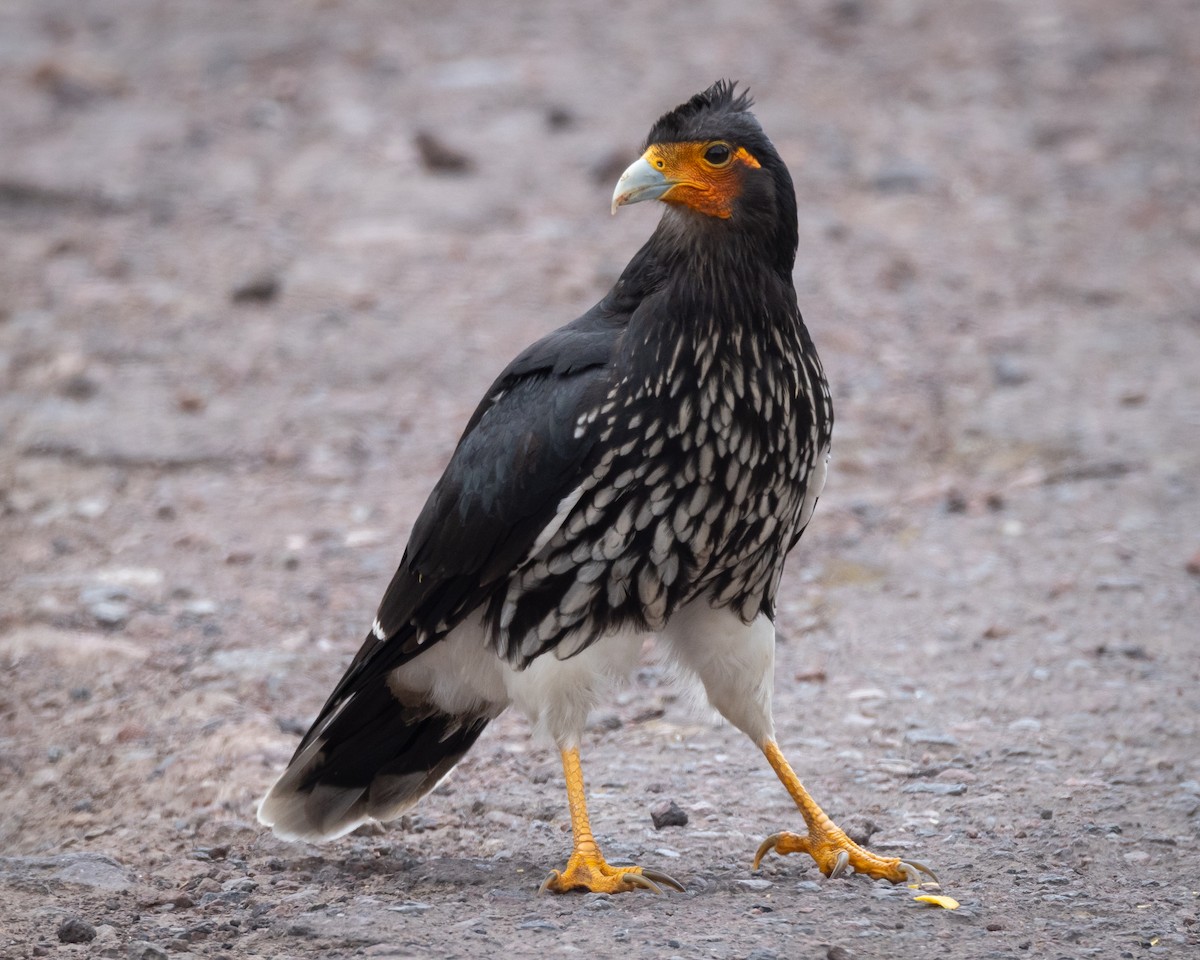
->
xmin=538 ymin=847 xmax=685 ymax=895
xmin=753 ymin=828 xmax=937 ymax=885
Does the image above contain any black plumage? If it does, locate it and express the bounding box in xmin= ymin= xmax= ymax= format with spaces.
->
xmin=259 ymin=82 xmax=929 ymax=895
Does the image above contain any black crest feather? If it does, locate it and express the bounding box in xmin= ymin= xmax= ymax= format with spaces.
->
xmin=644 ymin=80 xmax=756 ymax=148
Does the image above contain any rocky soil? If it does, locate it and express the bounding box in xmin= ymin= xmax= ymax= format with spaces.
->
xmin=2 ymin=1 xmax=1198 ymax=957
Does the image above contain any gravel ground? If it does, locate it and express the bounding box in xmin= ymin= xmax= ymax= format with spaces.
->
xmin=2 ymin=1 xmax=1199 ymax=958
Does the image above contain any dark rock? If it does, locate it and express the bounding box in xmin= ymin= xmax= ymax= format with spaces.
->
xmin=650 ymin=799 xmax=689 ymax=829
xmin=0 ymin=179 xmax=118 ymax=214
xmin=829 ymin=0 xmax=866 ymax=25
xmin=60 ymin=372 xmax=99 ymax=400
xmin=231 ymin=271 xmax=281 ymax=304
xmin=176 ymin=390 xmax=206 ymax=414
xmin=878 ymin=255 xmax=916 ymax=291
xmin=545 ymin=105 xmax=575 ymax=131
xmin=1185 ymin=551 xmax=1200 ymax=577
xmin=57 ymin=917 xmax=96 ymax=943
xmin=841 ymin=815 xmax=879 ymax=846
xmin=414 ymin=131 xmax=474 ymax=174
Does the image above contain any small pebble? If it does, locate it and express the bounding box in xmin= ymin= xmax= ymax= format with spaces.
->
xmin=991 ymin=353 xmax=1031 ymax=387
xmin=57 ymin=917 xmax=96 ymax=943
xmin=230 ymin=270 xmax=280 ymax=304
xmin=90 ymin=599 xmax=132 ymax=627
xmin=1185 ymin=551 xmax=1200 ymax=577
xmin=127 ymin=942 xmax=169 ymax=960
xmin=650 ymin=799 xmax=688 ymax=829
xmin=545 ymin=105 xmax=575 ymax=130
xmin=414 ymin=131 xmax=474 ymax=174
xmin=870 ymin=157 xmax=933 ymax=193
xmin=902 ymin=781 xmax=967 ymax=796
xmin=388 ymin=901 xmax=431 ymax=914
xmin=903 ymin=729 xmax=959 ymax=747
xmin=1095 ymin=576 xmax=1143 ymax=591
xmin=516 ymin=919 xmax=559 ymax=931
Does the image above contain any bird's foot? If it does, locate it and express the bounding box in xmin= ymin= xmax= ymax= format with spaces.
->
xmin=538 ymin=847 xmax=684 ymax=895
xmin=753 ymin=829 xmax=937 ymax=886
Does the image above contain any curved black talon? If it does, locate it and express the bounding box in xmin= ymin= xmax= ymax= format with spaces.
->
xmin=900 ymin=859 xmax=939 ymax=886
xmin=625 ymin=872 xmax=664 ymax=894
xmin=642 ymin=867 xmax=686 ymax=893
xmin=752 ymin=832 xmax=785 ymax=870
xmin=828 ymin=850 xmax=851 ymax=879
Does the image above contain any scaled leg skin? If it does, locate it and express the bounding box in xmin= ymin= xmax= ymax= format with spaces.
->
xmin=538 ymin=746 xmax=684 ymax=895
xmin=753 ymin=740 xmax=937 ymax=885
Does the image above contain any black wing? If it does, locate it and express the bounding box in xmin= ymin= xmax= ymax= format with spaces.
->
xmin=292 ymin=303 xmax=629 ymax=756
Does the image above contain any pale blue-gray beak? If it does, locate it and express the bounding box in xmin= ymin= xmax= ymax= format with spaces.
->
xmin=611 ymin=155 xmax=675 ymax=214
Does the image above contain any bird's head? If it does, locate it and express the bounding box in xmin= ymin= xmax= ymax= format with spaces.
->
xmin=611 ymin=80 xmax=798 ymax=272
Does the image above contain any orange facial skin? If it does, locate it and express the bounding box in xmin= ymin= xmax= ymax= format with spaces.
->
xmin=642 ymin=141 xmax=762 ymax=219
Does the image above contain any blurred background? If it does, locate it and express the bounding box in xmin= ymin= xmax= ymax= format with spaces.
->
xmin=1 ymin=0 xmax=1198 ymax=955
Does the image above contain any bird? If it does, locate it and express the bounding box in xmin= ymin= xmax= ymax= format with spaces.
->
xmin=257 ymin=80 xmax=936 ymax=895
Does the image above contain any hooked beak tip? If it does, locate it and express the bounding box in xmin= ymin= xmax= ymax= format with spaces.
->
xmin=611 ymin=154 xmax=672 ymax=215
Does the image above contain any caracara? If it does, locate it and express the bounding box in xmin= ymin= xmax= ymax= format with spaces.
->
xmin=259 ymin=81 xmax=935 ymax=895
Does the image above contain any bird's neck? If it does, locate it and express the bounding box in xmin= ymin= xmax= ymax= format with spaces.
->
xmin=651 ymin=205 xmax=797 ymax=282
xmin=639 ymin=231 xmax=802 ymax=346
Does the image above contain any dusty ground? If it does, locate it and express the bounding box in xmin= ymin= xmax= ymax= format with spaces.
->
xmin=2 ymin=1 xmax=1199 ymax=957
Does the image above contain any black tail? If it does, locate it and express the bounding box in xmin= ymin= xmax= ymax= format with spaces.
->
xmin=258 ymin=669 xmax=491 ymax=841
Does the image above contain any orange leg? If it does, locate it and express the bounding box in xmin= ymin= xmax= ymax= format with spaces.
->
xmin=538 ymin=747 xmax=684 ymax=895
xmin=753 ymin=740 xmax=937 ymax=885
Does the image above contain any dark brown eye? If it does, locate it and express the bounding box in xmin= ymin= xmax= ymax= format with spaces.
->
xmin=704 ymin=143 xmax=731 ymax=166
